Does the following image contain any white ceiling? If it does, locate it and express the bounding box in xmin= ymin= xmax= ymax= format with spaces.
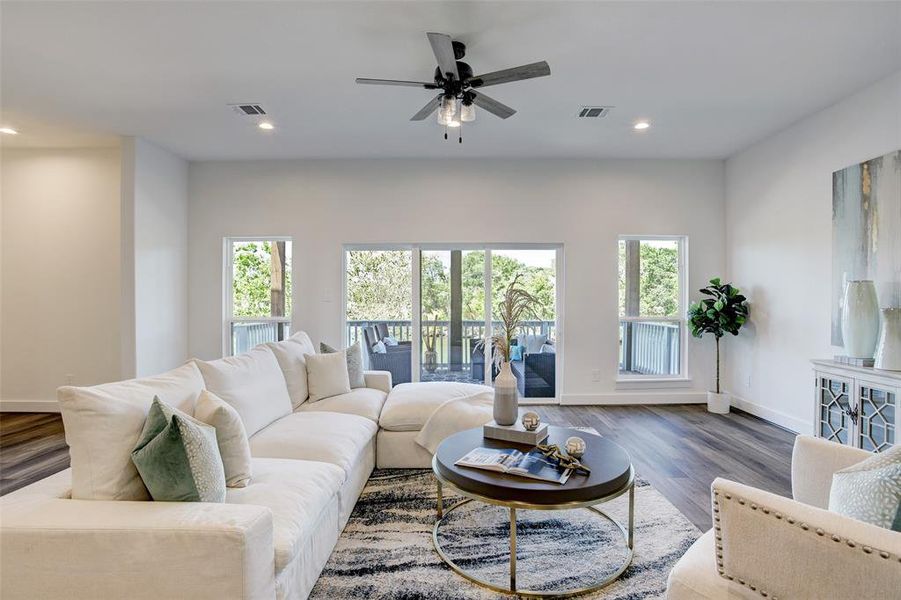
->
xmin=2 ymin=1 xmax=899 ymax=160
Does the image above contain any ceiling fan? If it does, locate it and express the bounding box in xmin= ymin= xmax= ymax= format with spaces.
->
xmin=355 ymin=32 xmax=550 ymax=142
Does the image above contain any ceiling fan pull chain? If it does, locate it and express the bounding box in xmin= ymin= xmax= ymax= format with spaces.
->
xmin=458 ymin=122 xmax=462 ymax=144
xmin=444 ymin=125 xmax=448 ymax=140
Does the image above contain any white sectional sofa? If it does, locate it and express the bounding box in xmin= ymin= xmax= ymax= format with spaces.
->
xmin=0 ymin=331 xmax=484 ymax=600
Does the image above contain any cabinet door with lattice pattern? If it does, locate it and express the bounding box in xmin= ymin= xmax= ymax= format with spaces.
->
xmin=856 ymin=384 xmax=896 ymax=452
xmin=817 ymin=375 xmax=853 ymax=445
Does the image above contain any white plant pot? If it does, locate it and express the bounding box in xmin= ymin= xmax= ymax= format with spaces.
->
xmin=707 ymin=391 xmax=730 ymax=414
xmin=874 ymin=308 xmax=901 ymax=371
xmin=841 ymin=280 xmax=880 ymax=358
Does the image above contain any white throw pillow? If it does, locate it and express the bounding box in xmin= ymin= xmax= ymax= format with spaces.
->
xmin=194 ymin=390 xmax=253 ymax=488
xmin=305 ymin=351 xmax=351 ymax=402
xmin=265 ymin=331 xmax=316 ymax=409
xmin=195 ymin=346 xmax=293 ymax=437
xmin=57 ymin=362 xmax=205 ymax=500
xmin=372 ymin=340 xmax=387 ymax=354
xmin=383 ymin=336 xmax=398 ymax=346
xmin=521 ymin=334 xmax=548 ymax=354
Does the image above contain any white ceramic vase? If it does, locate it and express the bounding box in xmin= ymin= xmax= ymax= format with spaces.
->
xmin=493 ymin=361 xmax=519 ymax=426
xmin=874 ymin=308 xmax=901 ymax=371
xmin=841 ymin=280 xmax=880 ymax=358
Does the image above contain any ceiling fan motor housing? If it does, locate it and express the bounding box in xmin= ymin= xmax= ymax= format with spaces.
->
xmin=434 ymin=61 xmax=473 ymax=89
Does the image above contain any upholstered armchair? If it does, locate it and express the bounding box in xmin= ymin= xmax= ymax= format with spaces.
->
xmin=666 ymin=435 xmax=901 ymax=599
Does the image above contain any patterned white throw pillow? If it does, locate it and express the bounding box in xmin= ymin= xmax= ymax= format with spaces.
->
xmin=828 ymin=444 xmax=901 ymax=531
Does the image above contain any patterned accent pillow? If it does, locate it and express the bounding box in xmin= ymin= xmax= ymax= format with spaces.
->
xmin=320 ymin=341 xmax=366 ymax=389
xmin=828 ymin=444 xmax=901 ymax=531
xmin=131 ymin=397 xmax=226 ymax=502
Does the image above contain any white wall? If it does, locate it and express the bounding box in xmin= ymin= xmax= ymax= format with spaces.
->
xmin=121 ymin=138 xmax=189 ymax=377
xmin=188 ymin=159 xmax=725 ymax=401
xmin=1 ymin=147 xmax=122 ymax=408
xmin=725 ymin=70 xmax=901 ymax=433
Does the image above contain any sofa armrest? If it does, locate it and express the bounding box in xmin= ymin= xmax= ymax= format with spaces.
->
xmin=364 ymin=370 xmax=392 ymax=393
xmin=711 ymin=478 xmax=901 ymax=600
xmin=791 ymin=435 xmax=871 ymax=508
xmin=0 ymin=496 xmax=276 ymax=600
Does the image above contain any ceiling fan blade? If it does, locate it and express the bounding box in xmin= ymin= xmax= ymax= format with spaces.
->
xmin=426 ymin=32 xmax=460 ymax=81
xmin=356 ymin=78 xmax=438 ymax=89
xmin=410 ymin=94 xmax=443 ymax=121
xmin=471 ymin=91 xmax=516 ymax=119
xmin=467 ymin=61 xmax=551 ymax=88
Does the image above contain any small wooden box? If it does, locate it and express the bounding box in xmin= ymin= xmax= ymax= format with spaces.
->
xmin=483 ymin=420 xmax=549 ymax=445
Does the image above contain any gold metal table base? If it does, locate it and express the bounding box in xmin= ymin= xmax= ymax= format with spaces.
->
xmin=432 ymin=473 xmax=635 ymax=598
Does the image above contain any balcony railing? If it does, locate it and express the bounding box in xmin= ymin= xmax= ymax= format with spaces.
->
xmin=619 ymin=320 xmax=681 ymax=376
xmin=231 ymin=320 xmax=290 ymax=356
xmin=347 ymin=319 xmax=556 ymax=368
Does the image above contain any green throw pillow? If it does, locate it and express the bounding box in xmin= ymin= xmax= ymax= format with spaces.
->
xmin=321 ymin=341 xmax=366 ymax=389
xmin=829 ymin=444 xmax=901 ymax=531
xmin=132 ymin=397 xmax=227 ymax=503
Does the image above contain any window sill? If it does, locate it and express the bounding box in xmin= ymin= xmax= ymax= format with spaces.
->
xmin=615 ymin=377 xmax=693 ymax=391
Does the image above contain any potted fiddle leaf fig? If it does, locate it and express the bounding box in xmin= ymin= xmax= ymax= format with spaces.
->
xmin=688 ymin=278 xmax=749 ymax=414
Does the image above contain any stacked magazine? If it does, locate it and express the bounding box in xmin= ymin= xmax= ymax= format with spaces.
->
xmin=455 ymin=447 xmax=572 ymax=484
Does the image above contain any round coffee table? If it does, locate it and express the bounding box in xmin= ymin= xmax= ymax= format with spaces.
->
xmin=432 ymin=425 xmax=634 ymax=598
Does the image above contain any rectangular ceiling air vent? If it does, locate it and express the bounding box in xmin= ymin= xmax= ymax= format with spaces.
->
xmin=577 ymin=106 xmax=612 ymax=118
xmin=229 ymin=103 xmax=267 ymax=116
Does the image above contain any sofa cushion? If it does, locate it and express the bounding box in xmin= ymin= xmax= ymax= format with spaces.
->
xmin=249 ymin=412 xmax=377 ymax=476
xmin=195 ymin=346 xmax=292 ymax=437
xmin=295 ymin=387 xmax=387 ymax=422
xmin=265 ymin=331 xmax=316 ymax=409
xmin=131 ymin=397 xmax=226 ymax=503
xmin=227 ymin=458 xmax=344 ymax=573
xmin=379 ymin=382 xmax=495 ymax=432
xmin=305 ymin=351 xmax=351 ymax=402
xmin=194 ymin=390 xmax=253 ymax=488
xmin=320 ymin=341 xmax=366 ymax=389
xmin=58 ymin=362 xmax=205 ymax=500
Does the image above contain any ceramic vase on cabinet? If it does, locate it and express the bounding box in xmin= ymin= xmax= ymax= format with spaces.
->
xmin=493 ymin=361 xmax=519 ymax=426
xmin=841 ymin=280 xmax=880 ymax=358
xmin=875 ymin=308 xmax=901 ymax=371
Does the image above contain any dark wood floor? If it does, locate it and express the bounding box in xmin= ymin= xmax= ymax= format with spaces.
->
xmin=0 ymin=405 xmax=795 ymax=530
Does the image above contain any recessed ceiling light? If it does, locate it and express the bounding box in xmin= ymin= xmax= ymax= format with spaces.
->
xmin=633 ymin=121 xmax=650 ymax=131
xmin=0 ymin=127 xmax=18 ymax=135
xmin=258 ymin=122 xmax=274 ymax=130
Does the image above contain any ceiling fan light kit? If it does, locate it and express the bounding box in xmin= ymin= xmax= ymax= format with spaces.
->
xmin=356 ymin=32 xmax=550 ymax=143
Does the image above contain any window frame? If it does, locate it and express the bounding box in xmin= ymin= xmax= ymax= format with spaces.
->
xmin=616 ymin=234 xmax=689 ymax=383
xmin=223 ymin=236 xmax=293 ymax=357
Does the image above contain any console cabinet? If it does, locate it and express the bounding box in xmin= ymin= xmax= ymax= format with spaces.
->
xmin=812 ymin=360 xmax=898 ymax=452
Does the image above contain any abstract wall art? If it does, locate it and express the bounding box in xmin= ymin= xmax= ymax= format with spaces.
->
xmin=832 ymin=150 xmax=901 ymax=346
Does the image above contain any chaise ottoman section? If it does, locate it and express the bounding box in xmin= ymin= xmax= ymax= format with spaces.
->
xmin=376 ymin=381 xmax=494 ymax=468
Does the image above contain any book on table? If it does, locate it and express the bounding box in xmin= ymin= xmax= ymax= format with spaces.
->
xmin=455 ymin=447 xmax=572 ymax=484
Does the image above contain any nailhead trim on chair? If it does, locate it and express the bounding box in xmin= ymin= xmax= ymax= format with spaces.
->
xmin=711 ymin=486 xmax=900 ymax=599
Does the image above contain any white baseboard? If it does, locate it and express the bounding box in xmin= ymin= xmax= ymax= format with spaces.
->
xmin=0 ymin=399 xmax=60 ymax=413
xmin=728 ymin=393 xmax=809 ymax=434
xmin=561 ymin=391 xmax=707 ymax=405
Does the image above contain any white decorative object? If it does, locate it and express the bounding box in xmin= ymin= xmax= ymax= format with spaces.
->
xmin=874 ymin=308 xmax=901 ymax=371
xmin=521 ymin=411 xmax=541 ymax=431
xmin=483 ymin=419 xmax=548 ymax=445
xmin=707 ymin=391 xmax=730 ymax=414
xmin=841 ymin=280 xmax=880 ymax=359
xmin=493 ymin=361 xmax=519 ymax=426
xmin=564 ymin=436 xmax=586 ymax=459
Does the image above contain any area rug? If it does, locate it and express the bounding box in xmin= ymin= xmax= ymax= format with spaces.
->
xmin=310 ymin=435 xmax=700 ymax=599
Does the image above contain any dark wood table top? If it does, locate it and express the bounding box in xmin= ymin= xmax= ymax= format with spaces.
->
xmin=433 ymin=425 xmax=633 ymax=506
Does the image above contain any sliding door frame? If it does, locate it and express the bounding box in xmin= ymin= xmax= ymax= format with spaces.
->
xmin=343 ymin=243 xmax=563 ymax=403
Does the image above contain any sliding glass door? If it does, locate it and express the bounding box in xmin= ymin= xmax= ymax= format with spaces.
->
xmin=345 ymin=245 xmax=561 ymax=400
xmin=420 ymin=249 xmax=486 ymax=383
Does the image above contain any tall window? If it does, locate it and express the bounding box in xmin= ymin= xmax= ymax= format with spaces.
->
xmin=618 ymin=236 xmax=686 ymax=378
xmin=225 ymin=238 xmax=292 ymax=356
